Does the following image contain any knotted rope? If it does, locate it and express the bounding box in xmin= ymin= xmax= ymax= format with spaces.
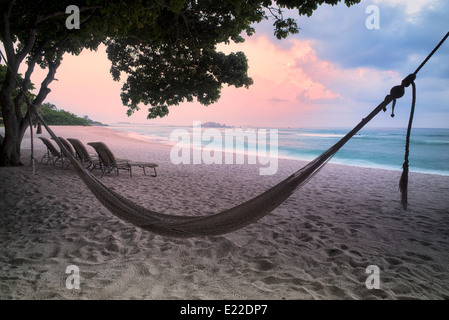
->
xmin=387 ymin=31 xmax=449 ymax=210
xmin=388 ymin=74 xmax=416 ymax=210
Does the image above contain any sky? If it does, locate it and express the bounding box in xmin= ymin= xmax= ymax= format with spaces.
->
xmin=20 ymin=0 xmax=449 ymax=128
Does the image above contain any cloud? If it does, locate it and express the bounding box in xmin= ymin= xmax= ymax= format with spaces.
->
xmin=112 ymin=31 xmax=433 ymax=128
xmin=204 ymin=34 xmax=408 ymax=127
xmin=268 ymin=0 xmax=449 ymax=74
xmin=218 ymin=36 xmax=341 ymax=114
xmin=372 ymin=0 xmax=441 ymax=16
xmin=19 ymin=1 xmax=448 ymax=129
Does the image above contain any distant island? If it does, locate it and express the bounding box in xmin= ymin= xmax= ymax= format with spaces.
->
xmin=87 ymin=118 xmax=108 ymax=126
xmin=202 ymin=122 xmax=232 ymax=128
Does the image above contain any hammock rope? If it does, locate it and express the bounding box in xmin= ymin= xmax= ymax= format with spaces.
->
xmin=28 ymin=110 xmax=36 ymax=175
xmin=2 ymin=31 xmax=448 ymax=237
xmin=398 ymin=79 xmax=416 ymax=210
xmin=31 ymin=70 xmax=416 ymax=237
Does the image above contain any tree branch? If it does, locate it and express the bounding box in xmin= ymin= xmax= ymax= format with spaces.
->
xmin=15 ymin=28 xmax=37 ymax=64
xmin=14 ymin=43 xmax=45 ymax=118
xmin=17 ymin=59 xmax=60 ymax=140
xmin=22 ymin=42 xmax=45 ymax=92
xmin=0 ymin=0 xmax=17 ymax=67
xmin=32 ymin=60 xmax=61 ymax=109
xmin=267 ymin=6 xmax=284 ymax=22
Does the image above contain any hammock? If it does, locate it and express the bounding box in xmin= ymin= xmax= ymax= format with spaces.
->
xmin=33 ymin=85 xmax=405 ymax=238
xmin=6 ymin=32 xmax=449 ymax=238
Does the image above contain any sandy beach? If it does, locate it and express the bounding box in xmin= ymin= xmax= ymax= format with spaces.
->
xmin=1 ymin=125 xmax=449 ymax=300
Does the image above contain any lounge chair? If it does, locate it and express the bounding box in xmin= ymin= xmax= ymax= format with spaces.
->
xmin=39 ymin=137 xmax=69 ymax=167
xmin=67 ymin=138 xmax=100 ymax=170
xmin=87 ymin=142 xmax=158 ymax=178
xmin=55 ymin=137 xmax=77 ymax=159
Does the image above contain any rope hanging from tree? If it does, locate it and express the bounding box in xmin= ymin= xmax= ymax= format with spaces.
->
xmin=385 ymin=31 xmax=449 ymax=210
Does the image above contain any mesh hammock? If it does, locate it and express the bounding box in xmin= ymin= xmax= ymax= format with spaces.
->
xmin=34 ymin=84 xmax=408 ymax=238
xmin=20 ymin=32 xmax=449 ymax=237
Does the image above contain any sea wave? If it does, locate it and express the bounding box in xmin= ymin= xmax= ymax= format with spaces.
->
xmin=107 ymin=125 xmax=449 ymax=176
xmin=297 ymin=133 xmax=346 ymax=138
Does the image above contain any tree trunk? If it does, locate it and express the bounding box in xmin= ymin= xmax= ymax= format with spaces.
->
xmin=0 ymin=97 xmax=23 ymax=166
xmin=0 ymin=58 xmax=58 ymax=166
xmin=0 ymin=0 xmax=37 ymax=166
xmin=0 ymin=128 xmax=23 ymax=166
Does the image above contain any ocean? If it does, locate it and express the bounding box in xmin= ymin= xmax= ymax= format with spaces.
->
xmin=107 ymin=123 xmax=449 ymax=176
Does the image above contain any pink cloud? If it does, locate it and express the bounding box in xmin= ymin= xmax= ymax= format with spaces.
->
xmin=21 ymin=35 xmax=401 ymax=128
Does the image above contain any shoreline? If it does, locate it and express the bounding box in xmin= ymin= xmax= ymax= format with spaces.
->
xmin=20 ymin=124 xmax=447 ymax=177
xmin=105 ymin=124 xmax=449 ymax=177
xmin=1 ymin=125 xmax=449 ymax=299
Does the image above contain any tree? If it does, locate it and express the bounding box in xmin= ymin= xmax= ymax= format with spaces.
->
xmin=0 ymin=64 xmax=35 ymax=119
xmin=39 ymin=102 xmax=90 ymax=126
xmin=0 ymin=0 xmax=360 ymax=166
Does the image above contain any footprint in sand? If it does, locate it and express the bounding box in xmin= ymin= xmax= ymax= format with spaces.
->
xmin=325 ymin=248 xmax=343 ymax=258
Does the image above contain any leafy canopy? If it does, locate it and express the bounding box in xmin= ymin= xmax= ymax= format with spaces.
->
xmin=2 ymin=0 xmax=360 ymax=120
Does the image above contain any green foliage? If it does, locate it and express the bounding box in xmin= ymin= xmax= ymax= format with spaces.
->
xmin=39 ymin=103 xmax=90 ymax=126
xmin=105 ymin=0 xmax=360 ymax=118
xmin=275 ymin=0 xmax=361 ymax=17
xmin=0 ymin=65 xmax=35 ymax=117
xmin=1 ymin=0 xmax=361 ymax=165
xmin=2 ymin=0 xmax=361 ymax=121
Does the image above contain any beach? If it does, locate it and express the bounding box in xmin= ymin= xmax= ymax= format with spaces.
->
xmin=1 ymin=125 xmax=449 ymax=300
